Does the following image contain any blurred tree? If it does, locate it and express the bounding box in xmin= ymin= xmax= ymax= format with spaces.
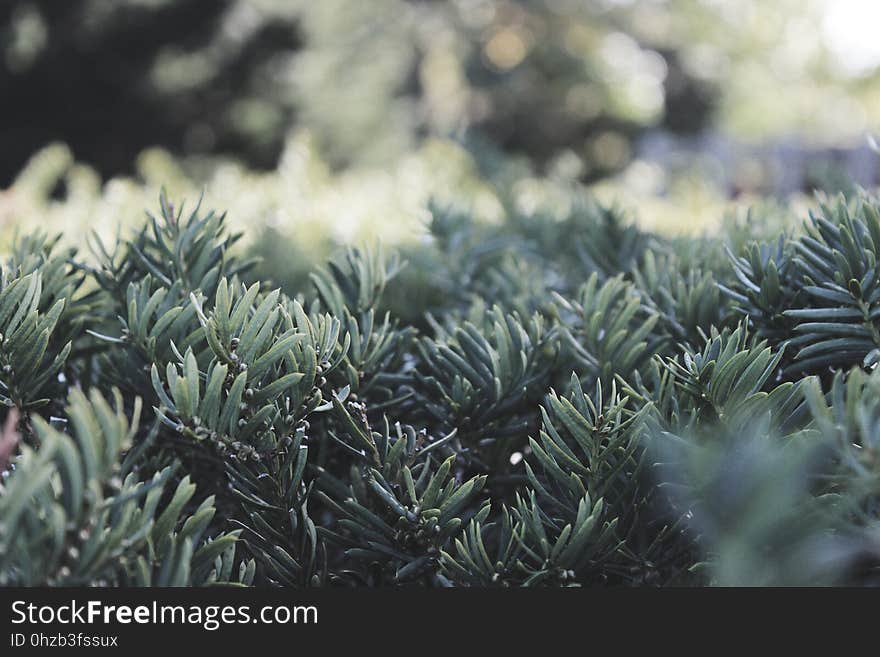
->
xmin=1 ymin=0 xmax=877 ymax=187
xmin=0 ymin=0 xmax=714 ymax=185
xmin=0 ymin=0 xmax=300 ymax=185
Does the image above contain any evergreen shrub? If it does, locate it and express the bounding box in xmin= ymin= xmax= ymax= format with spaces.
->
xmin=3 ymin=191 xmax=880 ymax=587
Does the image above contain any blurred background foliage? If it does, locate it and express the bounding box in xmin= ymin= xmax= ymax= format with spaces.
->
xmin=0 ymin=0 xmax=878 ymax=247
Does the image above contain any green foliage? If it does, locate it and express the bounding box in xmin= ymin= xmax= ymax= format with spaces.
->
xmin=554 ymin=273 xmax=662 ymax=387
xmin=0 ymin=271 xmax=69 ymax=410
xmin=0 ymin=231 xmax=97 ymax=411
xmin=409 ymin=305 xmax=556 ymax=472
xmin=724 ymin=194 xmax=880 ymax=378
xmin=659 ymin=323 xmax=808 ymax=432
xmin=317 ymin=399 xmax=486 ymax=585
xmin=0 ymin=388 xmax=250 ymax=586
xmin=5 ymin=189 xmax=880 ymax=588
xmin=634 ymin=250 xmax=731 ymax=346
xmin=311 ymin=247 xmax=414 ymax=405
